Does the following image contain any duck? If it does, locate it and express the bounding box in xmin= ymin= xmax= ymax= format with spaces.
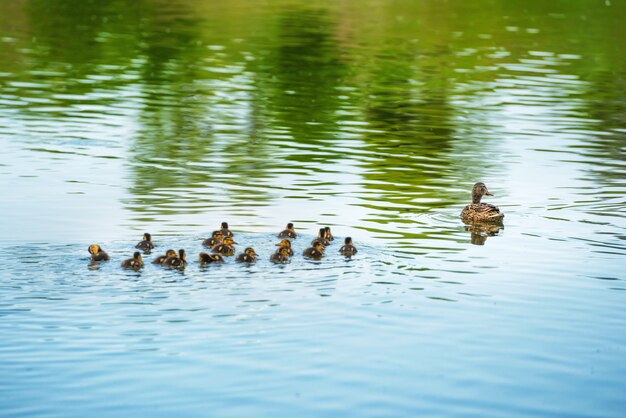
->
xmin=270 ymin=246 xmax=292 ymax=263
xmin=202 ymin=231 xmax=223 ymax=248
xmin=136 ymin=233 xmax=155 ymax=251
xmin=220 ymin=222 xmax=233 ymax=238
xmin=278 ymin=222 xmax=297 ymax=238
xmin=162 ymin=249 xmax=186 ymax=268
xmin=88 ymin=244 xmax=110 ymax=261
xmin=312 ymin=228 xmax=330 ymax=247
xmin=339 ymin=237 xmax=358 ymax=256
xmin=303 ymin=240 xmax=325 ymax=259
xmin=212 ymin=236 xmax=237 ymax=256
xmin=236 ymin=247 xmax=258 ymax=263
xmin=199 ymin=252 xmax=224 ymax=264
xmin=121 ymin=252 xmax=144 ymax=270
xmin=275 ymin=239 xmax=294 ymax=256
xmin=460 ymin=182 xmax=504 ymax=223
xmin=153 ymin=249 xmax=176 ymax=264
xmin=324 ymin=226 xmax=334 ymax=241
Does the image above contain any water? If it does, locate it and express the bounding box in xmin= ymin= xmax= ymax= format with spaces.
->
xmin=1 ymin=0 xmax=625 ymax=416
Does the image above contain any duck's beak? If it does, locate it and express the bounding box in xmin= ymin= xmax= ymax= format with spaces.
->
xmin=485 ymin=191 xmax=493 ymax=196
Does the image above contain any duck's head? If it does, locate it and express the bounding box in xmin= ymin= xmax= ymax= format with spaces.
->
xmin=133 ymin=252 xmax=142 ymax=262
xmin=317 ymin=228 xmax=326 ymax=238
xmin=472 ymin=182 xmax=493 ymax=204
xmin=165 ymin=249 xmax=176 ymax=258
xmin=324 ymin=226 xmax=332 ymax=237
xmin=212 ymin=230 xmax=223 ymax=239
xmin=143 ymin=233 xmax=152 ymax=242
xmin=244 ymin=247 xmax=257 ymax=257
xmin=88 ymin=244 xmax=102 ymax=254
xmin=344 ymin=237 xmax=353 ymax=245
xmin=178 ymin=249 xmax=186 ymax=261
xmin=223 ymin=237 xmax=237 ymax=245
xmin=286 ymin=222 xmax=294 ymax=230
xmin=311 ymin=240 xmax=324 ymax=252
xmin=276 ymin=239 xmax=292 ymax=249
xmin=277 ymin=247 xmax=291 ymax=256
xmin=221 ymin=222 xmax=229 ymax=229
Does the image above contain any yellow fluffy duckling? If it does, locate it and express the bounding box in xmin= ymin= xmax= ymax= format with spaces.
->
xmin=153 ymin=249 xmax=176 ymax=264
xmin=236 ymin=247 xmax=258 ymax=263
xmin=88 ymin=244 xmax=110 ymax=261
xmin=270 ymin=246 xmax=292 ymax=263
xmin=121 ymin=252 xmax=144 ymax=270
xmin=136 ymin=232 xmax=155 ymax=251
xmin=199 ymin=252 xmax=224 ymax=264
xmin=162 ymin=249 xmax=187 ymax=268
xmin=460 ymin=182 xmax=504 ymax=224
xmin=202 ymin=231 xmax=223 ymax=248
xmin=275 ymin=239 xmax=294 ymax=256
xmin=212 ymin=236 xmax=237 ymax=256
xmin=278 ymin=222 xmax=297 ymax=239
xmin=312 ymin=228 xmax=330 ymax=247
xmin=303 ymin=240 xmax=325 ymax=259
xmin=220 ymin=222 xmax=234 ymax=238
xmin=339 ymin=237 xmax=358 ymax=256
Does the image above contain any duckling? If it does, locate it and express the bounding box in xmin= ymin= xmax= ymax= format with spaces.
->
xmin=153 ymin=249 xmax=176 ymax=264
xmin=199 ymin=252 xmax=224 ymax=264
xmin=278 ymin=222 xmax=297 ymax=239
xmin=312 ymin=228 xmax=330 ymax=247
xmin=220 ymin=222 xmax=233 ymax=238
xmin=324 ymin=226 xmax=334 ymax=242
xmin=460 ymin=182 xmax=504 ymax=223
xmin=202 ymin=231 xmax=223 ymax=248
xmin=136 ymin=232 xmax=155 ymax=251
xmin=303 ymin=240 xmax=325 ymax=259
xmin=88 ymin=244 xmax=110 ymax=261
xmin=162 ymin=249 xmax=187 ymax=268
xmin=275 ymin=239 xmax=294 ymax=256
xmin=121 ymin=252 xmax=143 ymax=270
xmin=236 ymin=247 xmax=258 ymax=263
xmin=270 ymin=246 xmax=292 ymax=263
xmin=212 ymin=236 xmax=237 ymax=256
xmin=339 ymin=237 xmax=358 ymax=256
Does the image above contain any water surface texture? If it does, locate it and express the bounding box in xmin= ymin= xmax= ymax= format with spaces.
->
xmin=1 ymin=0 xmax=625 ymax=416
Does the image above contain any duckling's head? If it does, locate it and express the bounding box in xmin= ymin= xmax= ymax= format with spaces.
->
xmin=133 ymin=252 xmax=142 ymax=261
xmin=165 ymin=249 xmax=176 ymax=258
xmin=178 ymin=249 xmax=186 ymax=261
xmin=286 ymin=222 xmax=294 ymax=230
xmin=143 ymin=233 xmax=152 ymax=242
xmin=318 ymin=227 xmax=326 ymax=238
xmin=212 ymin=230 xmax=223 ymax=239
xmin=276 ymin=239 xmax=292 ymax=248
xmin=311 ymin=240 xmax=324 ymax=251
xmin=223 ymin=237 xmax=237 ymax=245
xmin=344 ymin=237 xmax=353 ymax=245
xmin=221 ymin=222 xmax=229 ymax=229
xmin=244 ymin=247 xmax=257 ymax=256
xmin=472 ymin=182 xmax=493 ymax=204
xmin=277 ymin=247 xmax=291 ymax=256
xmin=324 ymin=226 xmax=332 ymax=236
xmin=88 ymin=244 xmax=102 ymax=254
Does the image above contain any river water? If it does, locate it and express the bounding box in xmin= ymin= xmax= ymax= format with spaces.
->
xmin=1 ymin=0 xmax=625 ymax=416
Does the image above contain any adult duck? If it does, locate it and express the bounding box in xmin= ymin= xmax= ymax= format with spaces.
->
xmin=460 ymin=182 xmax=504 ymax=223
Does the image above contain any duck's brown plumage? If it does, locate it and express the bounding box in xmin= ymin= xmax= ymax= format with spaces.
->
xmin=278 ymin=223 xmax=297 ymax=239
xmin=339 ymin=237 xmax=358 ymax=256
xmin=275 ymin=239 xmax=294 ymax=256
xmin=202 ymin=231 xmax=223 ymax=248
xmin=303 ymin=240 xmax=325 ymax=259
xmin=236 ymin=247 xmax=258 ymax=263
xmin=122 ymin=252 xmax=144 ymax=270
xmin=162 ymin=249 xmax=186 ymax=268
xmin=88 ymin=244 xmax=110 ymax=261
xmin=460 ymin=182 xmax=504 ymax=223
xmin=136 ymin=233 xmax=155 ymax=251
xmin=212 ymin=237 xmax=236 ymax=256
xmin=220 ymin=222 xmax=233 ymax=238
xmin=270 ymin=247 xmax=291 ymax=263
xmin=199 ymin=252 xmax=224 ymax=264
xmin=153 ymin=249 xmax=176 ymax=264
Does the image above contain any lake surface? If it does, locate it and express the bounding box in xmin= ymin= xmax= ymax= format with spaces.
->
xmin=1 ymin=0 xmax=625 ymax=416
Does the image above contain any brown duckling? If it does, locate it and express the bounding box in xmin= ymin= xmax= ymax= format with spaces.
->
xmin=88 ymin=244 xmax=110 ymax=261
xmin=324 ymin=226 xmax=334 ymax=242
xmin=339 ymin=237 xmax=358 ymax=256
xmin=153 ymin=249 xmax=176 ymax=264
xmin=275 ymin=239 xmax=294 ymax=256
xmin=121 ymin=252 xmax=144 ymax=270
xmin=212 ymin=236 xmax=237 ymax=256
xmin=202 ymin=231 xmax=223 ymax=248
xmin=136 ymin=232 xmax=155 ymax=251
xmin=460 ymin=182 xmax=504 ymax=224
xmin=278 ymin=222 xmax=297 ymax=239
xmin=199 ymin=252 xmax=224 ymax=264
xmin=236 ymin=247 xmax=258 ymax=263
xmin=303 ymin=240 xmax=325 ymax=259
xmin=270 ymin=246 xmax=292 ymax=264
xmin=312 ymin=228 xmax=330 ymax=247
xmin=220 ymin=222 xmax=233 ymax=238
xmin=162 ymin=249 xmax=187 ymax=268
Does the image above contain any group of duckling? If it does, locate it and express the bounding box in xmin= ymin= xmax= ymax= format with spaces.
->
xmin=88 ymin=222 xmax=358 ymax=271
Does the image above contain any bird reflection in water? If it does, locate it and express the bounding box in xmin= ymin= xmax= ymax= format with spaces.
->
xmin=464 ymin=222 xmax=503 ymax=246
